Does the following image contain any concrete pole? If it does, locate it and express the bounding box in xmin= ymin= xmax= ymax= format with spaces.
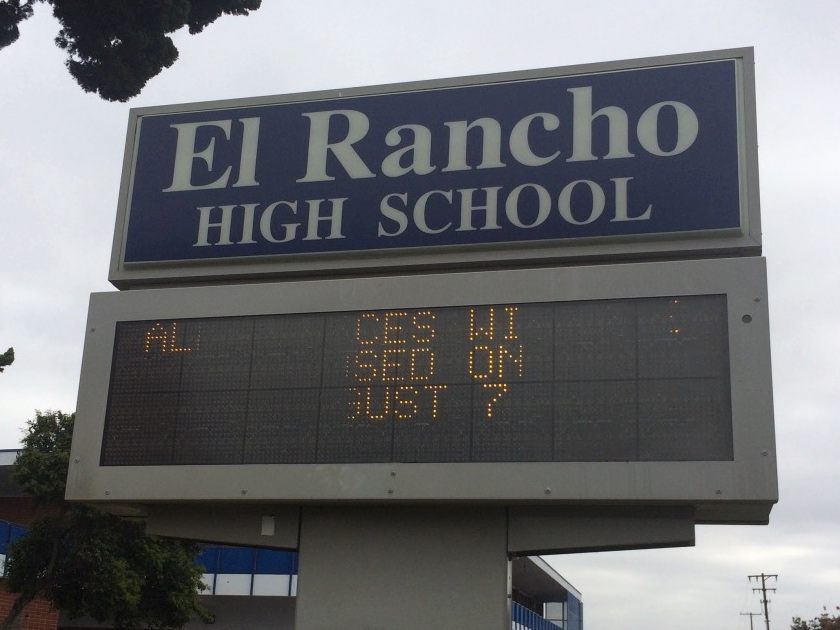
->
xmin=295 ymin=505 xmax=511 ymax=630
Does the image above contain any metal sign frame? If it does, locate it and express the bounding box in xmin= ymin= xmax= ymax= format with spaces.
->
xmin=70 ymin=257 xmax=776 ymax=524
xmin=108 ymin=48 xmax=761 ymax=288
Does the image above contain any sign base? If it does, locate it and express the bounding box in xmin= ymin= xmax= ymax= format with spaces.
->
xmin=295 ymin=505 xmax=510 ymax=630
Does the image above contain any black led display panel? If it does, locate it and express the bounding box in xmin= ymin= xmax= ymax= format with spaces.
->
xmin=100 ymin=295 xmax=732 ymax=465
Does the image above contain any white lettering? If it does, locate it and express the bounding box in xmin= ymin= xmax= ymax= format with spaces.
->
xmin=260 ymin=200 xmax=300 ymax=243
xmin=558 ymin=180 xmax=606 ymax=225
xmin=378 ymin=193 xmax=409 ymax=236
xmin=297 ymin=110 xmax=376 ymax=182
xmin=303 ymin=198 xmax=347 ymax=240
xmin=509 ymin=113 xmax=561 ymax=166
xmin=381 ymin=124 xmax=436 ymax=177
xmin=610 ymin=177 xmax=652 ymax=222
xmin=413 ymin=190 xmax=453 ymax=234
xmin=194 ymin=205 xmax=234 ymax=245
xmin=165 ymin=120 xmax=232 ymax=192
xmin=567 ymin=87 xmax=634 ymax=162
xmin=505 ymin=183 xmax=551 ymax=228
xmin=442 ymin=118 xmax=506 ymax=172
xmin=457 ymin=187 xmax=502 ymax=231
xmin=376 ymin=178 xmax=651 ymax=237
xmin=234 ymin=117 xmax=261 ymax=187
xmin=636 ymin=101 xmax=699 ymax=156
xmin=164 ymin=118 xmax=261 ymax=192
xmin=239 ymin=203 xmax=257 ymax=244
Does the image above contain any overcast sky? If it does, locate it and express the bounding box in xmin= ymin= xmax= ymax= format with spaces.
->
xmin=1 ymin=2 xmax=838 ymax=629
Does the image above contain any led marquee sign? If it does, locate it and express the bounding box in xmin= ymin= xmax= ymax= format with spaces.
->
xmin=68 ymin=258 xmax=776 ymax=522
xmin=109 ymin=48 xmax=760 ymax=287
xmin=101 ymin=295 xmax=731 ymax=467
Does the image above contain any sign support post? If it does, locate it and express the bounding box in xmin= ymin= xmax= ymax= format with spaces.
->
xmin=295 ymin=506 xmax=510 ymax=630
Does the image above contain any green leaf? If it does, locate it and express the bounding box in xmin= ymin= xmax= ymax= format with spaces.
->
xmin=3 ymin=411 xmax=209 ymax=629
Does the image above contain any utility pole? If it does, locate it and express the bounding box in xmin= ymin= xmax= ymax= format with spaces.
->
xmin=741 ymin=611 xmax=761 ymax=630
xmin=749 ymin=573 xmax=778 ymax=630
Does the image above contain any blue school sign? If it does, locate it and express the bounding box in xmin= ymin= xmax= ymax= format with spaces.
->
xmin=110 ymin=48 xmax=760 ymax=286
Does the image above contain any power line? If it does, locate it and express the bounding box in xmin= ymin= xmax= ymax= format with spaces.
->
xmin=741 ymin=611 xmax=762 ymax=630
xmin=748 ymin=573 xmax=778 ymax=630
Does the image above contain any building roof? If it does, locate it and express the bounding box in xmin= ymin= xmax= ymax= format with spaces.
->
xmin=512 ymin=555 xmax=582 ymax=603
